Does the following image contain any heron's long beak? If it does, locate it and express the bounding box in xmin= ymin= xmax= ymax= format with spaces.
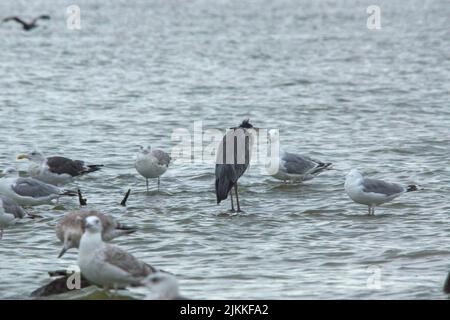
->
xmin=57 ymin=245 xmax=69 ymax=258
xmin=16 ymin=154 xmax=28 ymax=160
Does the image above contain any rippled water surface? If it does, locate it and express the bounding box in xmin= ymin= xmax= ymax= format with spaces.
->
xmin=1 ymin=0 xmax=449 ymax=299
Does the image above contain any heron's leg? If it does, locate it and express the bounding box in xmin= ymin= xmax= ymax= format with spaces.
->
xmin=229 ymin=189 xmax=235 ymax=212
xmin=146 ymin=178 xmax=149 ymax=192
xmin=158 ymin=177 xmax=160 ymax=191
xmin=235 ymin=183 xmax=241 ymax=212
xmin=0 ymin=229 xmax=3 ymax=240
xmin=368 ymin=206 xmax=371 ymax=215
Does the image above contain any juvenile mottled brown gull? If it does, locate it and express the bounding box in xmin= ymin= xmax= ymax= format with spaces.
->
xmin=135 ymin=146 xmax=170 ymax=191
xmin=56 ymin=209 xmax=137 ymax=258
xmin=345 ymin=169 xmax=418 ymax=215
xmin=17 ymin=149 xmax=103 ymax=185
xmin=267 ymin=129 xmax=332 ymax=182
xmin=77 ymin=216 xmax=160 ymax=289
xmin=0 ymin=167 xmax=76 ymax=206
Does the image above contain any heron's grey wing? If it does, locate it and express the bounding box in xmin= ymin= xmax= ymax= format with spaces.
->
xmin=103 ymin=245 xmax=154 ymax=278
xmin=151 ymin=150 xmax=170 ymax=167
xmin=47 ymin=156 xmax=85 ymax=176
xmin=282 ymin=152 xmax=318 ymax=174
xmin=1 ymin=196 xmax=26 ymax=218
xmin=12 ymin=178 xmax=60 ymax=198
xmin=362 ymin=178 xmax=405 ymax=196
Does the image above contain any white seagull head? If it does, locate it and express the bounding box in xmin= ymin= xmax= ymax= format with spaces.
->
xmin=58 ymin=227 xmax=81 ymax=258
xmin=83 ymin=216 xmax=102 ymax=234
xmin=346 ymin=169 xmax=363 ymax=182
xmin=17 ymin=149 xmax=45 ymax=163
xmin=144 ymin=272 xmax=180 ymax=300
xmin=137 ymin=145 xmax=152 ymax=155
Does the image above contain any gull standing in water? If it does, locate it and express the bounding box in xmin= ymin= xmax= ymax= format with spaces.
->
xmin=0 ymin=184 xmax=35 ymax=238
xmin=135 ymin=146 xmax=171 ymax=191
xmin=345 ymin=169 xmax=418 ymax=215
xmin=144 ymin=273 xmax=186 ymax=300
xmin=17 ymin=150 xmax=103 ymax=185
xmin=56 ymin=210 xmax=137 ymax=258
xmin=267 ymin=129 xmax=332 ymax=183
xmin=1 ymin=195 xmax=27 ymax=219
xmin=0 ymin=167 xmax=76 ymax=206
xmin=78 ymin=216 xmax=160 ymax=289
xmin=215 ymin=119 xmax=257 ymax=212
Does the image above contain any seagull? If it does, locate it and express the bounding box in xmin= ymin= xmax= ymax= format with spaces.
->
xmin=345 ymin=169 xmax=418 ymax=215
xmin=2 ymin=15 xmax=50 ymax=31
xmin=17 ymin=149 xmax=103 ymax=185
xmin=77 ymin=216 xmax=160 ymax=289
xmin=30 ymin=270 xmax=92 ymax=298
xmin=135 ymin=146 xmax=171 ymax=191
xmin=0 ymin=167 xmax=76 ymax=206
xmin=1 ymin=195 xmax=42 ymax=238
xmin=267 ymin=129 xmax=332 ymax=182
xmin=215 ymin=119 xmax=257 ymax=212
xmin=1 ymin=195 xmax=27 ymax=219
xmin=143 ymin=273 xmax=186 ymax=300
xmin=56 ymin=209 xmax=137 ymax=258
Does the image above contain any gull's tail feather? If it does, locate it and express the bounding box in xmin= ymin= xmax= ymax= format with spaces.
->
xmin=310 ymin=162 xmax=333 ymax=175
xmin=60 ymin=190 xmax=77 ymax=197
xmin=406 ymin=185 xmax=418 ymax=192
xmin=83 ymin=164 xmax=103 ymax=174
xmin=120 ymin=189 xmax=131 ymax=207
xmin=116 ymin=222 xmax=137 ymax=233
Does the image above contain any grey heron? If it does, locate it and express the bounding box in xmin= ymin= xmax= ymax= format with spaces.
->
xmin=215 ymin=119 xmax=257 ymax=212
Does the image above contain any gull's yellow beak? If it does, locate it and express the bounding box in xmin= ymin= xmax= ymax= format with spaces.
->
xmin=16 ymin=154 xmax=27 ymax=160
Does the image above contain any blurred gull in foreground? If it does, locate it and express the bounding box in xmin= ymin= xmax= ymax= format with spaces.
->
xmin=267 ymin=129 xmax=332 ymax=183
xmin=56 ymin=209 xmax=137 ymax=258
xmin=17 ymin=149 xmax=103 ymax=185
xmin=0 ymin=167 xmax=76 ymax=206
xmin=77 ymin=216 xmax=161 ymax=289
xmin=144 ymin=273 xmax=186 ymax=300
xmin=345 ymin=169 xmax=418 ymax=215
xmin=135 ymin=145 xmax=170 ymax=191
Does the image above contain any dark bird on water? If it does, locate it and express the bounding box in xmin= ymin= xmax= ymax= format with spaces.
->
xmin=215 ymin=119 xmax=257 ymax=212
xmin=2 ymin=15 xmax=50 ymax=31
xmin=17 ymin=150 xmax=103 ymax=185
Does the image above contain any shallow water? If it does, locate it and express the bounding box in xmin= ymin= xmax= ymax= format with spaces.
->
xmin=0 ymin=0 xmax=449 ymax=299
